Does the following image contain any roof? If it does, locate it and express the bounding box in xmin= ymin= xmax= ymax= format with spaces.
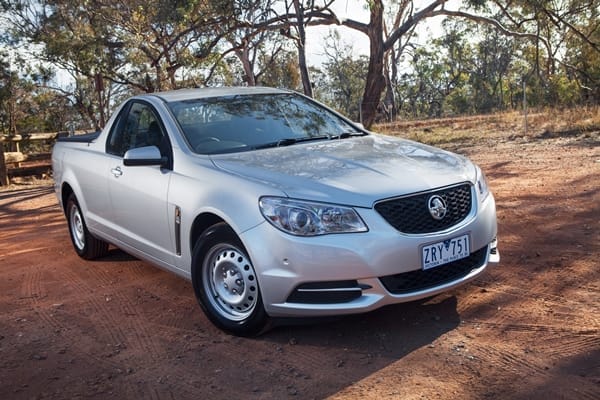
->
xmin=139 ymin=87 xmax=291 ymax=103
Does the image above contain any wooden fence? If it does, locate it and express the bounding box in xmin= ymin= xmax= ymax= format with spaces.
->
xmin=0 ymin=131 xmax=90 ymax=186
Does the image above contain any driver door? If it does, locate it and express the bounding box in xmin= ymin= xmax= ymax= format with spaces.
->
xmin=105 ymin=100 xmax=175 ymax=265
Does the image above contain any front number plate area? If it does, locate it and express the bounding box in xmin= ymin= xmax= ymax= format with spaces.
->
xmin=422 ymin=234 xmax=470 ymax=270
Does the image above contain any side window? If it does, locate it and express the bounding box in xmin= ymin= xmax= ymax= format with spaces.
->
xmin=106 ymin=102 xmax=165 ymax=157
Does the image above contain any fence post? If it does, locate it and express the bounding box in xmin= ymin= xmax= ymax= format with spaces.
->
xmin=0 ymin=141 xmax=8 ymax=186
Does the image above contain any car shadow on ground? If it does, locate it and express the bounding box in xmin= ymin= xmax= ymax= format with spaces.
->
xmin=97 ymin=247 xmax=138 ymax=262
xmin=238 ymin=295 xmax=461 ymax=398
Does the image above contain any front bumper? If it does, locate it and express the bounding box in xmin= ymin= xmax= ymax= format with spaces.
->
xmin=241 ymin=193 xmax=499 ymax=318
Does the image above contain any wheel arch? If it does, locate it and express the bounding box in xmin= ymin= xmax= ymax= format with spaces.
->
xmin=189 ymin=212 xmax=227 ymax=256
xmin=57 ymin=166 xmax=86 ymax=216
xmin=60 ymin=182 xmax=75 ymax=214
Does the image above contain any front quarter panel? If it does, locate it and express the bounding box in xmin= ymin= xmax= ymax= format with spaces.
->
xmin=167 ymin=154 xmax=285 ymax=276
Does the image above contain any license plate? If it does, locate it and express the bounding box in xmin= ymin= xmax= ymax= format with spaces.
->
xmin=422 ymin=234 xmax=470 ymax=270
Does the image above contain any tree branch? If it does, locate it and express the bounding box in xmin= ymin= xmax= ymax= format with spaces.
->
xmin=432 ymin=9 xmax=552 ymax=56
xmin=542 ymin=8 xmax=599 ymax=52
xmin=384 ymin=0 xmax=448 ymax=51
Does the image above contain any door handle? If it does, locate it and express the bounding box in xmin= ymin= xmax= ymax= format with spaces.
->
xmin=111 ymin=166 xmax=123 ymax=177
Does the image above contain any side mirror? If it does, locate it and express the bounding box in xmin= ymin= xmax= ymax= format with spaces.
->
xmin=354 ymin=122 xmax=365 ymax=130
xmin=123 ymin=146 xmax=167 ymax=167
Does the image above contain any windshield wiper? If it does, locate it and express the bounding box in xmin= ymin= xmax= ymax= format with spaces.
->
xmin=252 ymin=135 xmax=331 ymax=150
xmin=251 ymin=132 xmax=366 ymax=150
xmin=330 ymin=131 xmax=368 ymax=140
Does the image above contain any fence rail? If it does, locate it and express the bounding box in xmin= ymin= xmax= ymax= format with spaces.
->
xmin=0 ymin=132 xmax=60 ymax=142
xmin=0 ymin=130 xmax=91 ymax=186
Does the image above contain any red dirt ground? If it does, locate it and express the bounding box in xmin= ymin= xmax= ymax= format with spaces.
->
xmin=0 ymin=132 xmax=598 ymax=399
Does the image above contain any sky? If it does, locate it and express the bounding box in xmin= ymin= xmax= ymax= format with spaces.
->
xmin=305 ymin=0 xmax=371 ymax=64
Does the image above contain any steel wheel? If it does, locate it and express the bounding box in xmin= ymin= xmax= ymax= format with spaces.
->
xmin=202 ymin=244 xmax=258 ymax=321
xmin=68 ymin=201 xmax=86 ymax=251
xmin=192 ymin=222 xmax=270 ymax=336
xmin=65 ymin=193 xmax=109 ymax=260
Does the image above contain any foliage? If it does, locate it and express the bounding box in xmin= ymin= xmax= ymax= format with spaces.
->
xmin=257 ymin=49 xmax=302 ymax=89
xmin=314 ymin=31 xmax=368 ymax=119
xmin=0 ymin=50 xmax=78 ymax=136
xmin=0 ymin=0 xmax=598 ymax=130
xmin=386 ymin=2 xmax=599 ymax=119
xmin=0 ymin=51 xmax=17 ymax=135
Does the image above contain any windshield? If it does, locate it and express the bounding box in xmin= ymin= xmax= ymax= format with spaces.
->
xmin=167 ymin=93 xmax=363 ymax=154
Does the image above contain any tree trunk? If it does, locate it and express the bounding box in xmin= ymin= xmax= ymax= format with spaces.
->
xmin=383 ymin=58 xmax=396 ymax=121
xmin=154 ymin=64 xmax=163 ymax=92
xmin=95 ymin=73 xmax=106 ymax=128
xmin=293 ymin=0 xmax=313 ymax=97
xmin=236 ymin=43 xmax=256 ymax=86
xmin=361 ymin=1 xmax=386 ymax=128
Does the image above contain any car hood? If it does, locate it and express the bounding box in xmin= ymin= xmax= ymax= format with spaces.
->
xmin=211 ymin=134 xmax=476 ymax=207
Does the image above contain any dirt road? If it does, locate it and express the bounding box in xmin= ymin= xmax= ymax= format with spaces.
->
xmin=0 ymin=132 xmax=598 ymax=399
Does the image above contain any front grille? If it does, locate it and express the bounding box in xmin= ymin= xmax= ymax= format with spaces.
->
xmin=375 ymin=183 xmax=472 ymax=234
xmin=379 ymin=246 xmax=488 ymax=295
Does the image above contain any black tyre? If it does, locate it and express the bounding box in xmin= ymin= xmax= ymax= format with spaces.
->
xmin=65 ymin=193 xmax=109 ymax=260
xmin=192 ymin=222 xmax=270 ymax=336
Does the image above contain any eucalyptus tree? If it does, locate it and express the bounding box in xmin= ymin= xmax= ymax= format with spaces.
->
xmin=563 ymin=9 xmax=600 ymax=103
xmin=2 ymin=0 xmax=598 ymax=131
xmin=315 ymin=31 xmax=369 ymax=118
xmin=397 ymin=18 xmax=520 ymax=116
xmin=241 ymin=0 xmax=339 ymax=96
xmin=257 ymin=48 xmax=302 ymax=88
xmin=2 ymin=0 xmax=119 ymax=127
xmin=2 ymin=0 xmax=235 ymax=127
xmin=299 ymin=0 xmax=599 ymax=126
xmin=222 ymin=0 xmax=300 ymax=88
xmin=434 ymin=0 xmax=600 ymax=105
xmin=0 ymin=53 xmax=10 ymax=185
xmin=0 ymin=51 xmax=18 ymax=136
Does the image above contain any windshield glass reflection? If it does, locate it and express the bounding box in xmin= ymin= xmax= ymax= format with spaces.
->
xmin=168 ymin=94 xmax=361 ymax=154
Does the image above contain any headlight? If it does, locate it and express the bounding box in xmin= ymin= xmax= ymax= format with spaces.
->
xmin=476 ymin=166 xmax=490 ymax=200
xmin=259 ymin=197 xmax=368 ymax=236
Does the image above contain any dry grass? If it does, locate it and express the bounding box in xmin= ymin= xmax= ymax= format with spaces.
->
xmin=374 ymin=106 xmax=600 ymax=149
